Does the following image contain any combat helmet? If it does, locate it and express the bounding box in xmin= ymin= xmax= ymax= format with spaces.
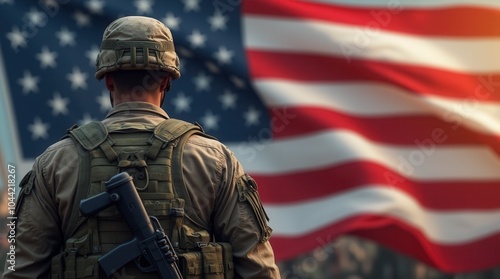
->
xmin=95 ymin=16 xmax=180 ymax=80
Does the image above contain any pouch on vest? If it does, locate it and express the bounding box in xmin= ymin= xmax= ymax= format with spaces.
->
xmin=201 ymin=243 xmax=234 ymax=279
xmin=178 ymin=242 xmax=233 ymax=279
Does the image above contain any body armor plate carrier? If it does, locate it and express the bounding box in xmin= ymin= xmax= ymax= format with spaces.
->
xmin=50 ymin=119 xmax=234 ymax=279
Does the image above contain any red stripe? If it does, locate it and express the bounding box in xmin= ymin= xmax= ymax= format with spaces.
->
xmin=256 ymin=161 xmax=500 ymax=209
xmin=269 ymin=106 xmax=500 ymax=147
xmin=243 ymin=0 xmax=500 ymax=37
xmin=248 ymin=50 xmax=500 ymax=102
xmin=270 ymin=214 xmax=500 ymax=272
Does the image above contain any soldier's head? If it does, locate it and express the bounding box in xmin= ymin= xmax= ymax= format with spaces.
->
xmin=95 ymin=16 xmax=180 ymax=107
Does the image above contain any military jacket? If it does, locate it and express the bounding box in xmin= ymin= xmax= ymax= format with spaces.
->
xmin=3 ymin=102 xmax=280 ymax=279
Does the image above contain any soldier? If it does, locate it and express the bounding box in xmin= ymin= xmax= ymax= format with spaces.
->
xmin=3 ymin=16 xmax=280 ymax=278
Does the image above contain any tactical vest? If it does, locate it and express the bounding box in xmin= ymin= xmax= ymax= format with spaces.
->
xmin=50 ymin=119 xmax=234 ymax=279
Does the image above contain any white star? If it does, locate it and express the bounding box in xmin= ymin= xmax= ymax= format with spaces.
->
xmin=244 ymin=106 xmax=261 ymax=126
xmin=219 ymin=90 xmax=237 ymax=110
xmin=96 ymin=91 xmax=112 ymax=112
xmin=214 ymin=46 xmax=234 ymax=65
xmin=192 ymin=73 xmax=211 ymax=92
xmin=18 ymin=71 xmax=40 ymax=94
xmin=171 ymin=92 xmax=192 ymax=113
xmin=36 ymin=46 xmax=58 ymax=68
xmin=86 ymin=0 xmax=105 ymax=14
xmin=208 ymin=12 xmax=228 ymax=31
xmin=47 ymin=92 xmax=69 ymax=115
xmin=183 ymin=0 xmax=200 ymax=12
xmin=28 ymin=117 xmax=49 ymax=140
xmin=162 ymin=13 xmax=181 ymax=31
xmin=73 ymin=10 xmax=91 ymax=27
xmin=135 ymin=0 xmax=153 ymax=14
xmin=6 ymin=26 xmax=28 ymax=50
xmin=67 ymin=67 xmax=88 ymax=90
xmin=78 ymin=113 xmax=96 ymax=126
xmin=86 ymin=45 xmax=100 ymax=66
xmin=200 ymin=111 xmax=219 ymax=130
xmin=56 ymin=27 xmax=76 ymax=47
xmin=26 ymin=8 xmax=47 ymax=27
xmin=187 ymin=30 xmax=206 ymax=48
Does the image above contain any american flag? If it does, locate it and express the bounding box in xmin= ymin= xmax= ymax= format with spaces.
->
xmin=2 ymin=0 xmax=500 ymax=273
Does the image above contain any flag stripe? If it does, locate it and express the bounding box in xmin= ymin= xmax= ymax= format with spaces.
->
xmin=244 ymin=0 xmax=500 ymax=37
xmin=257 ymin=81 xmax=500 ymax=114
xmin=230 ymin=131 xmax=500 ymax=179
xmin=258 ymin=81 xmax=500 ymax=137
xmin=266 ymin=187 xmax=500 ymax=242
xmin=254 ymin=161 xmax=500 ymax=209
xmin=248 ymin=50 xmax=500 ymax=102
xmin=270 ymin=214 xmax=500 ymax=272
xmin=244 ymin=16 xmax=500 ymax=73
xmin=267 ymin=107 xmax=500 ymax=152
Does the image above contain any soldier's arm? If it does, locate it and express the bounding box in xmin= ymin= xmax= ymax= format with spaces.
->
xmin=212 ymin=148 xmax=281 ymax=279
xmin=3 ymin=154 xmax=64 ymax=278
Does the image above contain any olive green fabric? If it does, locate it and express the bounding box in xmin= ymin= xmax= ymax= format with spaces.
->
xmin=54 ymin=118 xmax=233 ymax=278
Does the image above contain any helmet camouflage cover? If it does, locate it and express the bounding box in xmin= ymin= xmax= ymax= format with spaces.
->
xmin=95 ymin=16 xmax=180 ymax=80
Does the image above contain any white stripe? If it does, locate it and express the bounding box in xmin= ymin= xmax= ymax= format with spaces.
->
xmin=303 ymin=0 xmax=500 ymax=9
xmin=266 ymin=186 xmax=500 ymax=243
xmin=228 ymin=130 xmax=500 ymax=180
xmin=254 ymin=80 xmax=500 ymax=135
xmin=243 ymin=16 xmax=500 ymax=73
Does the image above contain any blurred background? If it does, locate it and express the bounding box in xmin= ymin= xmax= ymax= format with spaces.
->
xmin=1 ymin=0 xmax=500 ymax=278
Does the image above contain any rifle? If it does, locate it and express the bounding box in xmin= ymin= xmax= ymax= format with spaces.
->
xmin=80 ymin=172 xmax=183 ymax=279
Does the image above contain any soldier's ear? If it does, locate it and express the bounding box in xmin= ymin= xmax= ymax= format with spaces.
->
xmin=159 ymin=75 xmax=171 ymax=92
xmin=104 ymin=73 xmax=115 ymax=92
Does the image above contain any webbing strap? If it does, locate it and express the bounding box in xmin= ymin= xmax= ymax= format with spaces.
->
xmin=99 ymin=137 xmax=118 ymax=162
xmin=146 ymin=136 xmax=166 ymax=160
xmin=66 ymin=134 xmax=92 ymax=239
xmin=64 ymin=122 xmax=109 ymax=238
xmin=171 ymin=128 xmax=209 ymax=230
xmin=154 ymin=119 xmax=217 ymax=230
xmin=154 ymin=118 xmax=200 ymax=143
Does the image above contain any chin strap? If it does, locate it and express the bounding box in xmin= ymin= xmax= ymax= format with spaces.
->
xmin=160 ymin=80 xmax=171 ymax=107
xmin=109 ymin=92 xmax=114 ymax=107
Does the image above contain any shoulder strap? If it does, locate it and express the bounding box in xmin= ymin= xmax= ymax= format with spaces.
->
xmin=64 ymin=121 xmax=109 ymax=237
xmin=153 ymin=118 xmax=201 ymax=142
xmin=67 ymin=121 xmax=109 ymax=151
xmin=154 ymin=119 xmax=217 ymax=229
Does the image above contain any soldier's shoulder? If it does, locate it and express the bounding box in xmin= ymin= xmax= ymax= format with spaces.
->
xmin=36 ymin=137 xmax=78 ymax=162
xmin=44 ymin=137 xmax=77 ymax=152
xmin=186 ymin=133 xmax=231 ymax=154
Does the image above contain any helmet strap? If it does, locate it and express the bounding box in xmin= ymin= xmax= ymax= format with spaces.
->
xmin=165 ymin=80 xmax=171 ymax=92
xmin=160 ymin=80 xmax=171 ymax=107
xmin=109 ymin=92 xmax=114 ymax=107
